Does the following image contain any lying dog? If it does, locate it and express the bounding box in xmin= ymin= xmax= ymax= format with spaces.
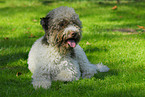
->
xmin=28 ymin=6 xmax=109 ymax=89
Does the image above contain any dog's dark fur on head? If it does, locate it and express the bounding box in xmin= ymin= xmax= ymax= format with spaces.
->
xmin=40 ymin=7 xmax=82 ymax=54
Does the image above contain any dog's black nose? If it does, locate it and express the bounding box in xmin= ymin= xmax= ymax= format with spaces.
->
xmin=71 ymin=32 xmax=77 ymax=37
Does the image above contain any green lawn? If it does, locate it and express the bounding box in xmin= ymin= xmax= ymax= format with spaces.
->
xmin=0 ymin=0 xmax=145 ymax=97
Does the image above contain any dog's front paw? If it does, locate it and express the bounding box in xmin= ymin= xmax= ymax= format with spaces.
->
xmin=32 ymin=80 xmax=51 ymax=89
xmin=96 ymin=63 xmax=110 ymax=72
xmin=82 ymin=64 xmax=97 ymax=78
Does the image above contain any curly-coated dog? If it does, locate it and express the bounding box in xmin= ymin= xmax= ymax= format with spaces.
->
xmin=28 ymin=6 xmax=109 ymax=89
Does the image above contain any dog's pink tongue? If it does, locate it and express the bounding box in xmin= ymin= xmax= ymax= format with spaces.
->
xmin=67 ymin=40 xmax=76 ymax=48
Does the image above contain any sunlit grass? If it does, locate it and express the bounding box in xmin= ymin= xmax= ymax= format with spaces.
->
xmin=0 ymin=0 xmax=145 ymax=97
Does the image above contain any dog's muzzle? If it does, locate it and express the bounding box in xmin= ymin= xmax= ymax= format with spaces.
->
xmin=65 ymin=32 xmax=79 ymax=48
xmin=61 ymin=25 xmax=81 ymax=48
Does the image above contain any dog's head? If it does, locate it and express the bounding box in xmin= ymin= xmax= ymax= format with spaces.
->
xmin=40 ymin=6 xmax=82 ymax=52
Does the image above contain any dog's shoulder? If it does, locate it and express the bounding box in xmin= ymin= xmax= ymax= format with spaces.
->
xmin=74 ymin=45 xmax=83 ymax=52
xmin=31 ymin=36 xmax=49 ymax=49
xmin=29 ymin=36 xmax=50 ymax=57
xmin=30 ymin=36 xmax=61 ymax=57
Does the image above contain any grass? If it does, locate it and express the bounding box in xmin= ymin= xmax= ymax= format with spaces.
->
xmin=0 ymin=0 xmax=145 ymax=97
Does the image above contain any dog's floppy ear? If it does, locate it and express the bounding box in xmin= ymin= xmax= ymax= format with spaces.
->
xmin=40 ymin=17 xmax=50 ymax=31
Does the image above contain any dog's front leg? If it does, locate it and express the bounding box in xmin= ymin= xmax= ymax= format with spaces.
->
xmin=32 ymin=69 xmax=51 ymax=89
xmin=75 ymin=45 xmax=109 ymax=78
xmin=53 ymin=60 xmax=81 ymax=81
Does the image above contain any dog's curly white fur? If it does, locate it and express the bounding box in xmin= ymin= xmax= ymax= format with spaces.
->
xmin=28 ymin=6 xmax=109 ymax=89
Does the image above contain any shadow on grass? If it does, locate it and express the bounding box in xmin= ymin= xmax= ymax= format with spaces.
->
xmin=0 ymin=37 xmax=38 ymax=68
xmin=0 ymin=52 xmax=28 ymax=67
xmin=94 ymin=69 xmax=118 ymax=80
xmin=97 ymin=1 xmax=145 ymax=8
xmin=0 ymin=72 xmax=33 ymax=96
xmin=39 ymin=0 xmax=55 ymax=5
xmin=0 ymin=5 xmax=49 ymax=17
xmin=0 ymin=0 xmax=5 ymax=3
xmin=84 ymin=46 xmax=108 ymax=53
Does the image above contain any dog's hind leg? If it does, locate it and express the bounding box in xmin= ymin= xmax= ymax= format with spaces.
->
xmin=53 ymin=60 xmax=81 ymax=81
xmin=54 ymin=69 xmax=80 ymax=81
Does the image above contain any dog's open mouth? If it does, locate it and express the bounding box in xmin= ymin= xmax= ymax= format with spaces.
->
xmin=66 ymin=38 xmax=76 ymax=48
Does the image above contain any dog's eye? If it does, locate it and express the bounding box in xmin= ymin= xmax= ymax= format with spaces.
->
xmin=72 ymin=21 xmax=79 ymax=26
xmin=59 ymin=20 xmax=68 ymax=27
xmin=59 ymin=22 xmax=64 ymax=27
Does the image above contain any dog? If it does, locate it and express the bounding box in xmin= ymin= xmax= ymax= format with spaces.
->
xmin=28 ymin=6 xmax=109 ymax=89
